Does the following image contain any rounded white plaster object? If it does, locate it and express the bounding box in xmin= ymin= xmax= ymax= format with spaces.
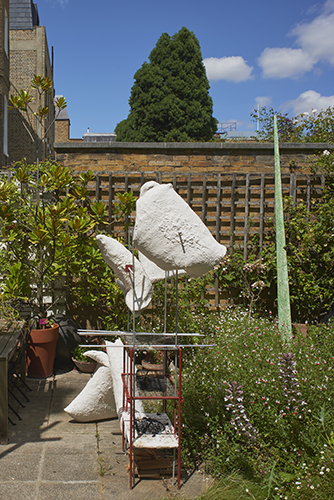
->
xmin=96 ymin=234 xmax=153 ymax=313
xmin=133 ymin=182 xmax=227 ymax=278
xmin=64 ymin=350 xmax=117 ymax=422
xmin=138 ymin=252 xmax=186 ymax=283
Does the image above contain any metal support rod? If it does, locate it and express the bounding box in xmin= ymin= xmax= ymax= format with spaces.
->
xmin=175 ymin=270 xmax=178 ymax=345
xmin=164 ymin=271 xmax=168 ymax=334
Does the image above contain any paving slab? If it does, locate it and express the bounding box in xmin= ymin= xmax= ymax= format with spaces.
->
xmin=41 ymin=435 xmax=98 ymax=482
xmin=0 ymin=369 xmax=210 ymax=500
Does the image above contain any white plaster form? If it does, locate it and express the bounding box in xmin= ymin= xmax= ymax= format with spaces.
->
xmin=133 ymin=182 xmax=227 ymax=278
xmin=138 ymin=252 xmax=185 ymax=283
xmin=117 ymin=253 xmax=185 ymax=297
xmin=64 ymin=350 xmax=117 ymax=422
xmin=96 ymin=234 xmax=153 ymax=313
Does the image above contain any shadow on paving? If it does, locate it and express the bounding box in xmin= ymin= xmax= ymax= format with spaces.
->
xmin=1 ymin=369 xmax=210 ymax=499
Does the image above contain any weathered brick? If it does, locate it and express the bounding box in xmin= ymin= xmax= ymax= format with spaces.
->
xmin=8 ymin=25 xmax=54 ymax=165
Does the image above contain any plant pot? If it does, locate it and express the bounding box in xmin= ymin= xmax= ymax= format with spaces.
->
xmin=72 ymin=357 xmax=97 ymax=373
xmin=26 ymin=323 xmax=59 ymax=378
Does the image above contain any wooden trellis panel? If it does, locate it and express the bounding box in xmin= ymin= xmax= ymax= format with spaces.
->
xmin=1 ymin=170 xmax=326 ymax=311
xmin=86 ymin=171 xmax=325 ymax=250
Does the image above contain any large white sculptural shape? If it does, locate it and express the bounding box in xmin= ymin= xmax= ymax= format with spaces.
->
xmin=96 ymin=234 xmax=153 ymax=313
xmin=138 ymin=251 xmax=186 ymax=283
xmin=64 ymin=351 xmax=117 ymax=422
xmin=133 ymin=181 xmax=227 ymax=278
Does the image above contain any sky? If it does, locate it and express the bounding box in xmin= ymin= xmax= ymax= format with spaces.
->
xmin=36 ymin=0 xmax=334 ymax=139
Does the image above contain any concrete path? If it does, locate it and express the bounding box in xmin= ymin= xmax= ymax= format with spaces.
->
xmin=1 ymin=369 xmax=210 ymax=500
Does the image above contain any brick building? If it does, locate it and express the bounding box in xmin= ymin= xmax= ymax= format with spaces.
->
xmin=8 ymin=0 xmax=54 ymax=164
xmin=54 ymin=96 xmax=71 ymax=143
xmin=0 ymin=0 xmax=9 ymax=167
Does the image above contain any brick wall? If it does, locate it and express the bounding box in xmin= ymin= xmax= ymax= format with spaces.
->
xmin=54 ymin=141 xmax=333 ymax=175
xmin=55 ymin=119 xmax=70 ymax=143
xmin=8 ymin=26 xmax=54 ymax=164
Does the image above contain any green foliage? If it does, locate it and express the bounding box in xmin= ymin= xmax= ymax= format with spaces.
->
xmin=250 ymin=106 xmax=334 ymax=143
xmin=9 ymin=74 xmax=67 ymax=161
xmin=284 ymin=195 xmax=334 ymax=322
xmin=115 ymin=27 xmax=217 ymax=142
xmin=71 ymin=344 xmax=96 ymax=363
xmin=113 ymin=190 xmax=136 ymax=233
xmin=181 ymin=308 xmax=334 ymax=499
xmin=0 ymin=159 xmax=127 ymax=327
xmin=188 ymin=472 xmax=267 ymax=500
xmin=250 ymin=107 xmax=297 ymax=142
xmin=0 ymin=298 xmax=19 ymax=331
xmin=133 ymin=273 xmax=214 ymax=336
xmin=217 ymin=235 xmax=277 ymax=317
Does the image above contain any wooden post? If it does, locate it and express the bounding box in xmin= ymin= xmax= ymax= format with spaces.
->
xmin=215 ymin=174 xmax=221 ymax=307
xmin=95 ymin=174 xmax=100 ymax=202
xmin=243 ymin=173 xmax=250 ymax=261
xmin=108 ymin=173 xmax=113 ymax=224
xmin=202 ymin=174 xmax=207 ymax=223
xmin=306 ymin=175 xmax=311 ymax=212
xmin=0 ymin=356 xmax=8 ymax=444
xmin=229 ymin=173 xmax=236 ymax=251
xmin=187 ymin=174 xmax=191 ymax=207
xmin=259 ymin=173 xmax=265 ymax=253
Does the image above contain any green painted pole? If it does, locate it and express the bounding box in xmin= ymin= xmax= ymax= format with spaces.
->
xmin=274 ymin=115 xmax=292 ymax=342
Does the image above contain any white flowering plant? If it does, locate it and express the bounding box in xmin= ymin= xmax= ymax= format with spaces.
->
xmin=180 ymin=308 xmax=334 ymax=499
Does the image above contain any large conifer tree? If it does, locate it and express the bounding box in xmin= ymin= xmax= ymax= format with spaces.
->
xmin=115 ymin=27 xmax=217 ymax=142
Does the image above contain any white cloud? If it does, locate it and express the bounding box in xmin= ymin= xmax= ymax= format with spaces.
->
xmin=45 ymin=0 xmax=70 ymax=7
xmin=203 ymin=56 xmax=253 ymax=83
xmin=292 ymin=7 xmax=334 ymax=65
xmin=323 ymin=0 xmax=334 ymax=14
xmin=258 ymin=47 xmax=315 ymax=78
xmin=258 ymin=0 xmax=334 ymax=78
xmin=255 ymin=96 xmax=272 ymax=107
xmin=283 ymin=90 xmax=334 ymax=115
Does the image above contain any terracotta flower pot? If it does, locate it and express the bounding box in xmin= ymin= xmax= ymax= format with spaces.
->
xmin=26 ymin=323 xmax=59 ymax=378
xmin=72 ymin=357 xmax=97 ymax=373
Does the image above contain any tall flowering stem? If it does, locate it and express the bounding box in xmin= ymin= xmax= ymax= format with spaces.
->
xmin=278 ymin=352 xmax=307 ymax=419
xmin=224 ymin=381 xmax=258 ymax=443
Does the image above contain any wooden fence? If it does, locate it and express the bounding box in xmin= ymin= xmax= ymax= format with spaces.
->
xmin=0 ymin=170 xmax=326 ymax=313
xmin=80 ymin=170 xmax=324 ymax=310
xmin=89 ymin=170 xmax=325 ymax=255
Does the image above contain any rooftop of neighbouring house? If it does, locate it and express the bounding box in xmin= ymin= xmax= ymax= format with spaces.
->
xmin=9 ymin=0 xmax=39 ymax=30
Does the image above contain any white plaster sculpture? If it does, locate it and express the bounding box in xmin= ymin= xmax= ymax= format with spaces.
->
xmin=96 ymin=234 xmax=153 ymax=313
xmin=64 ymin=350 xmax=117 ymax=422
xmin=138 ymin=252 xmax=185 ymax=283
xmin=105 ymin=338 xmax=144 ymax=416
xmin=133 ymin=181 xmax=227 ymax=278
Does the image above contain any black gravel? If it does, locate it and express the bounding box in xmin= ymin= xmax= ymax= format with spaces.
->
xmin=135 ymin=416 xmax=166 ymax=437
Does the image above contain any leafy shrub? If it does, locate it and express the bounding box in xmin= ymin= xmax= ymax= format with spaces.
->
xmin=181 ymin=308 xmax=334 ymax=498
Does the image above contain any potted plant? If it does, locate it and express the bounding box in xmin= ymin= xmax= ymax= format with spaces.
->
xmin=0 ymin=159 xmax=110 ymax=377
xmin=71 ymin=345 xmax=97 ymax=373
xmin=25 ymin=317 xmax=59 ymax=378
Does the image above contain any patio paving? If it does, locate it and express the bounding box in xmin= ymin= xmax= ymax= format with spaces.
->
xmin=1 ymin=368 xmax=210 ymax=500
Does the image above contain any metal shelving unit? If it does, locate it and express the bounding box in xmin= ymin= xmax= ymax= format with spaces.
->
xmin=121 ymin=336 xmax=183 ymax=489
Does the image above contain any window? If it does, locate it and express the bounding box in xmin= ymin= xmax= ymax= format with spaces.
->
xmin=3 ymin=96 xmax=8 ymax=157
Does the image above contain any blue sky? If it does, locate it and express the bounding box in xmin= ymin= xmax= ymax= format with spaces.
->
xmin=37 ymin=0 xmax=334 ymax=139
